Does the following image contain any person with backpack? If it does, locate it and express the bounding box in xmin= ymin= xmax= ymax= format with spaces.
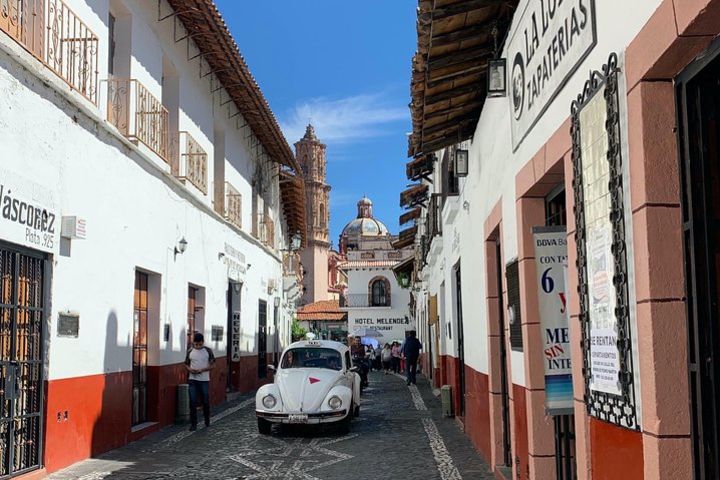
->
xmin=185 ymin=332 xmax=216 ymax=431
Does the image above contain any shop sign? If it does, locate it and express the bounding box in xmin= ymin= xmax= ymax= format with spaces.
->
xmin=533 ymin=227 xmax=573 ymax=415
xmin=508 ymin=0 xmax=596 ymax=150
xmin=224 ymin=242 xmax=246 ymax=281
xmin=350 ymin=315 xmax=412 ymax=340
xmin=0 ymin=168 xmax=59 ymax=254
xmin=231 ymin=311 xmax=241 ymax=362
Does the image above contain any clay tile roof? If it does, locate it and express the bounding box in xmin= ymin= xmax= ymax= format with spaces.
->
xmin=164 ymin=0 xmax=300 ymax=174
xmin=297 ymin=300 xmax=347 ymax=322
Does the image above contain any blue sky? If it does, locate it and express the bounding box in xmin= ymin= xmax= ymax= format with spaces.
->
xmin=215 ymin=0 xmax=417 ymax=248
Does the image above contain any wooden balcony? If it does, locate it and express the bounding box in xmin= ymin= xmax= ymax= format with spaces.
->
xmin=176 ymin=131 xmax=207 ymax=194
xmin=224 ymin=182 xmax=242 ymax=229
xmin=0 ymin=0 xmax=99 ymax=103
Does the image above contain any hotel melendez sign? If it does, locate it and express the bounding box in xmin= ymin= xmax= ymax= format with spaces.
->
xmin=508 ymin=0 xmax=597 ymax=150
xmin=0 ymin=168 xmax=59 ymax=254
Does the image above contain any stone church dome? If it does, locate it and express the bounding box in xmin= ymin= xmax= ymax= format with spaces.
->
xmin=341 ymin=196 xmax=390 ymax=237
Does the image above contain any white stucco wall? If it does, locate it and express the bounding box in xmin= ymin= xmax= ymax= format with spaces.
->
xmin=423 ymin=0 xmax=663 ymax=387
xmin=0 ymin=0 xmax=294 ymax=381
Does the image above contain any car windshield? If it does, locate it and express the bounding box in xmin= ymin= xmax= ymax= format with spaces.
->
xmin=281 ymin=348 xmax=343 ymax=371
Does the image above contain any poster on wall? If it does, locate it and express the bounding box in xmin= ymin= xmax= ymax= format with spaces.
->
xmin=0 ymin=168 xmax=59 ymax=254
xmin=507 ymin=0 xmax=597 ymax=150
xmin=532 ymin=227 xmax=573 ymax=415
xmin=579 ymin=86 xmax=621 ymax=396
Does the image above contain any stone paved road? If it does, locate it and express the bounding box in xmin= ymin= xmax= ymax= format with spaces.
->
xmin=50 ymin=372 xmax=494 ymax=479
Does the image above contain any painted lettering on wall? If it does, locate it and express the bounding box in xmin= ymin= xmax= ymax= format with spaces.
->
xmin=0 ymin=169 xmax=59 ymax=253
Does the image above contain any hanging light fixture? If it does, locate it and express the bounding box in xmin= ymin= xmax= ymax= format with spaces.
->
xmin=455 ymin=149 xmax=469 ymax=177
xmin=487 ymin=23 xmax=507 ymax=98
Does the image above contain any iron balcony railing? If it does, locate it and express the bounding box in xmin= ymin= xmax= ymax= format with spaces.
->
xmin=176 ymin=131 xmax=208 ymax=194
xmin=0 ymin=0 xmax=99 ymax=103
xmin=224 ymin=182 xmax=242 ymax=229
xmin=342 ymin=294 xmax=390 ymax=308
xmin=256 ymin=213 xmax=275 ymax=249
xmin=428 ymin=193 xmax=442 ymax=238
xmin=106 ymin=78 xmax=169 ymax=161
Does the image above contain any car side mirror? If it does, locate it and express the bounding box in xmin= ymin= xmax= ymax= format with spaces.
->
xmin=349 ymin=366 xmax=360 ymax=373
xmin=267 ymin=365 xmax=277 ymax=374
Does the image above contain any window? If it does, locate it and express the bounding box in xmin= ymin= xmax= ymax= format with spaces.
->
xmin=545 ymin=184 xmax=567 ymax=226
xmin=280 ymin=348 xmax=342 ymax=371
xmin=319 ymin=203 xmax=326 ymax=229
xmin=108 ymin=13 xmax=116 ymax=75
xmin=506 ymin=260 xmax=523 ymax=351
xmin=369 ymin=277 xmax=390 ymax=307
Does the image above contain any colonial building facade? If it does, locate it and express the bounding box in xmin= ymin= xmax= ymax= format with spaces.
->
xmin=400 ymin=1 xmax=720 ymax=479
xmin=0 ymin=0 xmax=305 ymax=477
xmin=339 ymin=197 xmax=414 ymax=344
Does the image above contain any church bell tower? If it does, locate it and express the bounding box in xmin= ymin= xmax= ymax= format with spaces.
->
xmin=295 ymin=125 xmax=331 ymax=303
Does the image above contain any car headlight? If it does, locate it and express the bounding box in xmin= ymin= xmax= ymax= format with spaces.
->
xmin=328 ymin=395 xmax=342 ymax=410
xmin=262 ymin=394 xmax=277 ymax=409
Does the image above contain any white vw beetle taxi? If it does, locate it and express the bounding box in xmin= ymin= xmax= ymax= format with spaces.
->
xmin=256 ymin=339 xmax=361 ymax=434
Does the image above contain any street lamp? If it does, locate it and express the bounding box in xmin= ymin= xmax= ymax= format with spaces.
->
xmin=290 ymin=232 xmax=302 ymax=251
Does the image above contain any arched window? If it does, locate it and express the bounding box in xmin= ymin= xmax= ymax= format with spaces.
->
xmin=369 ymin=277 xmax=390 ymax=307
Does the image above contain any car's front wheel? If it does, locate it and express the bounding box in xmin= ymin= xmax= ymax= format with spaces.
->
xmin=338 ymin=412 xmax=351 ymax=434
xmin=257 ymin=417 xmax=272 ymax=435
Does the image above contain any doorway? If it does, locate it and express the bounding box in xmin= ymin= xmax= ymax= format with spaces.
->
xmin=0 ymin=244 xmax=46 ymax=477
xmin=496 ymin=241 xmax=512 ymax=468
xmin=677 ymin=44 xmax=720 ymax=479
xmin=132 ymin=271 xmax=148 ymax=426
xmin=226 ymin=282 xmax=242 ymax=392
xmin=454 ymin=264 xmax=466 ymax=417
xmin=258 ymin=300 xmax=267 ymax=378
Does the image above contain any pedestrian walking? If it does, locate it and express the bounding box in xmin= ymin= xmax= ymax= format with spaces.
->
xmin=381 ymin=343 xmax=392 ymax=374
xmin=402 ymin=330 xmax=422 ymax=386
xmin=185 ymin=332 xmax=216 ymax=431
xmin=373 ymin=344 xmax=382 ymax=371
xmin=391 ymin=342 xmax=402 ymax=374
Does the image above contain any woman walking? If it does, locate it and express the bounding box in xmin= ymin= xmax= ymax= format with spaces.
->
xmin=391 ymin=342 xmax=402 ymax=374
xmin=381 ymin=343 xmax=392 ymax=374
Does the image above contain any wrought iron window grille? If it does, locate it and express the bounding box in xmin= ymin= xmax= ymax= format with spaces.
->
xmin=570 ymin=52 xmax=638 ymax=430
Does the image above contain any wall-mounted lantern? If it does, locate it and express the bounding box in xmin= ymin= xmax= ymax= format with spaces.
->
xmin=455 ymin=149 xmax=469 ymax=177
xmin=487 ymin=58 xmax=507 ymax=97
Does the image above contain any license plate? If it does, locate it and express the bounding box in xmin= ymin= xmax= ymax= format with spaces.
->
xmin=288 ymin=414 xmax=308 ymax=423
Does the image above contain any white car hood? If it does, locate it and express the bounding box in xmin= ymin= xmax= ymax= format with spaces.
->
xmin=276 ymin=368 xmax=344 ymax=412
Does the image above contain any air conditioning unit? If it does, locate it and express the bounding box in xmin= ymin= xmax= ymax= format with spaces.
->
xmin=441 ymin=385 xmax=453 ymax=417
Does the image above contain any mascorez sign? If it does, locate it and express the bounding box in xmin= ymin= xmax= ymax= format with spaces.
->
xmin=0 ymin=168 xmax=59 ymax=253
xmin=508 ymin=0 xmax=597 ymax=150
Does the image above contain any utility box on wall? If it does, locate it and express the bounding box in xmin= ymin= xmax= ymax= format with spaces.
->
xmin=441 ymin=384 xmax=453 ymax=417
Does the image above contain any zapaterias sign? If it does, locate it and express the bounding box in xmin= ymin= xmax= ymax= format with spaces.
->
xmin=508 ymin=0 xmax=597 ymax=150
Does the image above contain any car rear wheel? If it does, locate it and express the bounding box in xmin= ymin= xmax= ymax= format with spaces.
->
xmin=354 ymin=404 xmax=360 ymax=417
xmin=257 ymin=417 xmax=272 ymax=435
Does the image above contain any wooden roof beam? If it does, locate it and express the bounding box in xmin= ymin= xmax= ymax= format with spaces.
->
xmin=424 ymin=83 xmax=481 ymax=106
xmin=429 ymin=0 xmax=505 ymax=21
xmin=428 ymin=45 xmax=494 ymax=70
xmin=424 ymin=100 xmax=484 ymax=121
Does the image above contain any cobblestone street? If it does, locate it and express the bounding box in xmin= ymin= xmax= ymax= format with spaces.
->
xmin=50 ymin=372 xmax=492 ymax=479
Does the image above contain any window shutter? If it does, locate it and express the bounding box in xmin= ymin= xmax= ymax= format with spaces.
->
xmin=506 ymin=260 xmax=523 ymax=351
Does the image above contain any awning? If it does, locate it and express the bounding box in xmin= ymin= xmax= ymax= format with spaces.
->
xmin=408 ymin=0 xmax=518 ymax=157
xmin=406 ymin=154 xmax=436 ymax=181
xmin=165 ymin=0 xmax=300 ymax=174
xmin=400 ymin=184 xmax=429 ymax=208
xmin=393 ymin=226 xmax=419 ymax=249
xmin=279 ymin=171 xmax=307 ymax=247
xmin=392 ymin=256 xmax=415 ymax=287
xmin=400 ymin=207 xmax=421 ymax=226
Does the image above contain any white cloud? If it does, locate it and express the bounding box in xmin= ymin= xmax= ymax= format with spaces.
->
xmin=280 ymin=92 xmax=407 ymax=145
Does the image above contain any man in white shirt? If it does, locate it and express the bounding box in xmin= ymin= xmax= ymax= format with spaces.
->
xmin=185 ymin=332 xmax=215 ymax=431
